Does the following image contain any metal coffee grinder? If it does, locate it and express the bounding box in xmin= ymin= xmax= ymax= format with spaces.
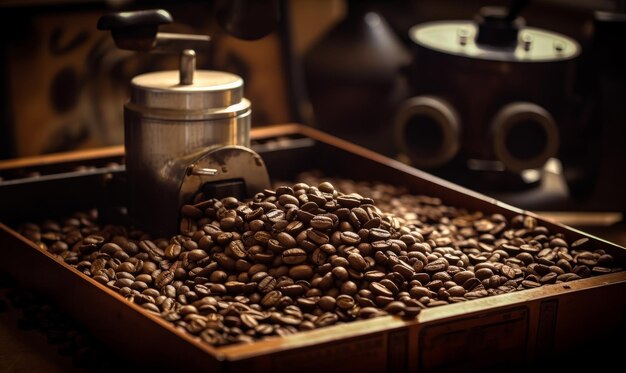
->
xmin=98 ymin=10 xmax=270 ymax=235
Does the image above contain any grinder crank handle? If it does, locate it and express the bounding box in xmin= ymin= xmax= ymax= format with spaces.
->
xmin=97 ymin=9 xmax=210 ymax=85
xmin=97 ymin=9 xmax=210 ymax=53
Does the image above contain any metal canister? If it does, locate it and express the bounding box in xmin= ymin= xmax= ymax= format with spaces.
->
xmin=96 ymin=9 xmax=269 ymax=234
xmin=124 ymin=68 xmax=252 ymax=234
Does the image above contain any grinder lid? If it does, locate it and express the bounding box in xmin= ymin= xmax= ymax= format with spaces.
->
xmin=130 ymin=70 xmax=244 ymax=111
xmin=410 ymin=21 xmax=579 ymax=63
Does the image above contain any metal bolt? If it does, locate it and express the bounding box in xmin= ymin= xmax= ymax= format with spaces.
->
xmin=189 ymin=166 xmax=218 ymax=176
xmin=523 ymin=34 xmax=532 ymax=51
xmin=180 ymin=49 xmax=195 ymax=85
xmin=554 ymin=41 xmax=564 ymax=53
xmin=458 ymin=28 xmax=469 ymax=46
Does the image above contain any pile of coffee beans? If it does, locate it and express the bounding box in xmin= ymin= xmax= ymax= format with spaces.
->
xmin=19 ymin=174 xmax=621 ymax=346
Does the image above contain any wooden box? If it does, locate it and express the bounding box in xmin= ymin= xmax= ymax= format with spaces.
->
xmin=1 ymin=124 xmax=624 ymax=372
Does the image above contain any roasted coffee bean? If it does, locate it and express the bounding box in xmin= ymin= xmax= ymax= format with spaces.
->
xmin=591 ymin=266 xmax=612 ymax=275
xmin=306 ymin=230 xmax=329 ymax=245
xmin=573 ymin=265 xmax=591 ymax=277
xmin=258 ymin=276 xmax=277 ymax=293
xmin=340 ymin=231 xmax=361 ymax=246
xmin=384 ymin=301 xmax=405 ymax=314
xmin=369 ymin=228 xmax=391 ymax=241
xmin=475 ymin=268 xmax=494 ymax=280
xmin=453 ymin=271 xmax=475 ymax=285
xmin=340 ymin=281 xmax=358 ymax=296
xmin=310 ymin=215 xmax=334 ymax=230
xmin=364 ymin=270 xmax=386 ymax=282
xmin=281 ymin=284 xmax=305 ymax=297
xmin=314 ymin=312 xmax=339 ymax=327
xmin=347 ymin=253 xmax=367 ymax=272
xmin=521 ymin=280 xmax=541 ymax=288
xmin=188 ymin=250 xmax=208 ymax=262
xmin=370 ymin=282 xmax=393 ymax=297
xmin=225 ymin=281 xmax=245 ymax=293
xmin=336 ymin=295 xmax=356 ymax=310
xmin=225 ymin=240 xmax=247 ymax=260
xmin=539 ymin=272 xmax=557 ymax=284
xmin=500 ymin=265 xmax=517 ymax=280
xmin=289 ymin=265 xmax=314 ymax=280
xmin=393 ymin=262 xmax=415 ymax=280
xmin=282 ymin=248 xmax=307 ymax=265
xmin=379 ymin=279 xmax=399 ymax=294
xmin=261 ymin=291 xmax=282 ymax=308
xmin=240 ymin=313 xmax=259 ymax=329
xmin=448 ymin=285 xmax=466 ymax=297
xmin=329 ymin=266 xmax=348 ymax=282
xmin=409 ymin=286 xmax=431 ymax=299
xmin=424 ymin=259 xmax=448 ymax=273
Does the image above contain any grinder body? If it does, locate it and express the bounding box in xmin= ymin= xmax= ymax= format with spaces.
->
xmin=125 ymin=70 xmax=268 ymax=235
xmin=97 ymin=10 xmax=270 ymax=235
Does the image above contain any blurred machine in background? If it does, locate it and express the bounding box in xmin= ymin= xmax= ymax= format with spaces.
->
xmin=0 ymin=0 xmax=625 ymax=216
xmin=303 ymin=0 xmax=626 ymax=214
xmin=397 ymin=0 xmax=579 ymax=190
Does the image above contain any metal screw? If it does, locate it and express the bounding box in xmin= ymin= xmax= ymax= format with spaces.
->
xmin=458 ymin=28 xmax=469 ymax=46
xmin=523 ymin=34 xmax=532 ymax=51
xmin=554 ymin=41 xmax=564 ymax=53
xmin=180 ymin=49 xmax=195 ymax=85
xmin=189 ymin=166 xmax=218 ymax=176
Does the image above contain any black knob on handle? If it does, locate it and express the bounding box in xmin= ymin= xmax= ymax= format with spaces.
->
xmin=97 ymin=9 xmax=173 ymax=51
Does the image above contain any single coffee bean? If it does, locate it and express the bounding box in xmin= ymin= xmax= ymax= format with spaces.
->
xmin=521 ymin=280 xmax=541 ymax=288
xmin=384 ymin=301 xmax=405 ymax=314
xmin=424 ymin=259 xmax=448 ymax=273
xmin=282 ymin=249 xmax=307 ymax=265
xmin=261 ymin=291 xmax=282 ymax=308
xmin=310 ymin=215 xmax=334 ymax=230
xmin=281 ymin=284 xmax=305 ymax=297
xmin=276 ymin=232 xmax=297 ymax=249
xmin=347 ymin=253 xmax=367 ymax=272
xmin=393 ymin=262 xmax=415 ymax=280
xmin=336 ymin=295 xmax=356 ymax=310
xmin=370 ymin=282 xmax=393 ymax=297
xmin=258 ymin=276 xmax=277 ymax=293
xmin=289 ymin=265 xmax=314 ymax=280
xmin=314 ymin=312 xmax=339 ymax=327
xmin=571 ymin=237 xmax=589 ymax=248
xmin=369 ymin=228 xmax=391 ymax=241
xmin=474 ymin=268 xmax=493 ymax=280
xmin=188 ymin=250 xmax=208 ymax=262
xmin=306 ymin=230 xmax=329 ymax=245
xmin=539 ymin=272 xmax=557 ymax=284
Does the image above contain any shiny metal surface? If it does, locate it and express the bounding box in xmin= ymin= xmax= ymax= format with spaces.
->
xmin=179 ymin=49 xmax=196 ymax=85
xmin=410 ymin=21 xmax=579 ymax=62
xmin=131 ymin=70 xmax=244 ymax=111
xmin=178 ymin=146 xmax=270 ymax=209
xmin=124 ymin=109 xmax=252 ymax=235
xmin=125 ymin=68 xmax=262 ymax=235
